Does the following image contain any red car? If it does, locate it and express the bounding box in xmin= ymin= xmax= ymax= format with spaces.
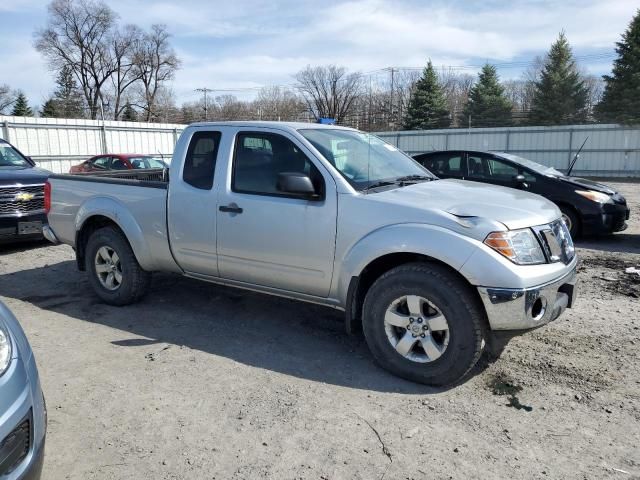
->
xmin=70 ymin=154 xmax=168 ymax=173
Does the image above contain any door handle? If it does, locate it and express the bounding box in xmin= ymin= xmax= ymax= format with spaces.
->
xmin=219 ymin=204 xmax=243 ymax=214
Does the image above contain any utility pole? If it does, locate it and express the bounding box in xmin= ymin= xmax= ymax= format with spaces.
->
xmin=388 ymin=67 xmax=396 ymax=130
xmin=195 ymin=88 xmax=213 ymax=121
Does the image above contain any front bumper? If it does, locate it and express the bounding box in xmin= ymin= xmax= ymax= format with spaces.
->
xmin=582 ymin=203 xmax=630 ymax=235
xmin=0 ymin=355 xmax=47 ymax=480
xmin=0 ymin=212 xmax=47 ymax=244
xmin=478 ymin=266 xmax=577 ymax=331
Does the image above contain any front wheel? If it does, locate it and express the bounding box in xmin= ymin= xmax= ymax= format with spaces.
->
xmin=85 ymin=226 xmax=150 ymax=305
xmin=362 ymin=263 xmax=485 ymax=386
xmin=559 ymin=206 xmax=580 ymax=238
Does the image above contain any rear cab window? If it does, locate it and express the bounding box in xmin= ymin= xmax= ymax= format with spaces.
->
xmin=183 ymin=131 xmax=222 ymax=190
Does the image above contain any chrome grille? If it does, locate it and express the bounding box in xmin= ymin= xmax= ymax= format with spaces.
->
xmin=534 ymin=219 xmax=575 ymax=264
xmin=0 ymin=184 xmax=45 ymax=217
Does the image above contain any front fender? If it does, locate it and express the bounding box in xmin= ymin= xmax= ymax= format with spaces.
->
xmin=75 ymin=196 xmax=155 ymax=271
xmin=335 ymin=223 xmax=482 ymax=304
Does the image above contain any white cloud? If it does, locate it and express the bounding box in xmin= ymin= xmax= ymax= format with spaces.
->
xmin=1 ymin=0 xmax=638 ymax=106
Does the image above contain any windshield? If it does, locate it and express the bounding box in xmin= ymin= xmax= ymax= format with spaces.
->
xmin=497 ymin=152 xmax=564 ymax=177
xmin=129 ymin=156 xmax=167 ymax=169
xmin=299 ymin=128 xmax=434 ymax=190
xmin=0 ymin=143 xmax=31 ymax=168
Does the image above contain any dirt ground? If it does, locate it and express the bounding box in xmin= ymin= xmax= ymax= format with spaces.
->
xmin=1 ymin=182 xmax=639 ymax=480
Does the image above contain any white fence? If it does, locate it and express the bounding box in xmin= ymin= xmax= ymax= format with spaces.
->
xmin=377 ymin=124 xmax=640 ymax=177
xmin=3 ymin=117 xmax=639 ymax=177
xmin=1 ymin=116 xmax=185 ymax=174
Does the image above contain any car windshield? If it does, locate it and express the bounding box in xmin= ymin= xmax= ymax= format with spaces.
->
xmin=0 ymin=143 xmax=31 ymax=168
xmin=129 ymin=156 xmax=167 ymax=169
xmin=497 ymin=152 xmax=564 ymax=177
xmin=299 ymin=128 xmax=435 ymax=190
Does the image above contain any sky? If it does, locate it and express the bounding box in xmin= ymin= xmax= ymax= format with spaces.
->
xmin=0 ymin=0 xmax=638 ymax=109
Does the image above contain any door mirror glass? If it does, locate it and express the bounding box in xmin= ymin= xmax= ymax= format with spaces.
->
xmin=277 ymin=172 xmax=318 ymax=198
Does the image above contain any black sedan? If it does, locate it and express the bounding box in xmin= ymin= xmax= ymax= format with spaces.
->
xmin=0 ymin=139 xmax=50 ymax=243
xmin=413 ymin=150 xmax=630 ymax=238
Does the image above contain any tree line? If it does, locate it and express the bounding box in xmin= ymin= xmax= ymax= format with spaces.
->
xmin=0 ymin=2 xmax=638 ymax=131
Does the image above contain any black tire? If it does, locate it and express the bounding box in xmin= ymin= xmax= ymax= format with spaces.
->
xmin=362 ymin=262 xmax=485 ymax=386
xmin=559 ymin=205 xmax=580 ymax=238
xmin=85 ymin=226 xmax=150 ymax=305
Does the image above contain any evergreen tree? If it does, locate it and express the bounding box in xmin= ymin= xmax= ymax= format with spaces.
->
xmin=461 ymin=64 xmax=513 ymax=127
xmin=404 ymin=60 xmax=450 ymax=129
xmin=11 ymin=92 xmax=33 ymax=116
xmin=528 ymin=32 xmax=589 ymax=125
xmin=51 ymin=66 xmax=85 ymax=118
xmin=121 ymin=102 xmax=138 ymax=121
xmin=40 ymin=98 xmax=58 ymax=117
xmin=596 ymin=10 xmax=640 ymax=124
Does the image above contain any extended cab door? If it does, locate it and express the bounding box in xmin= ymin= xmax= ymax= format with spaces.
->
xmin=216 ymin=129 xmax=337 ymax=297
xmin=167 ymin=128 xmax=225 ymax=276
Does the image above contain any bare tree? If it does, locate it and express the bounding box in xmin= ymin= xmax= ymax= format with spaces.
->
xmin=0 ymin=84 xmax=17 ymax=114
xmin=133 ymin=24 xmax=180 ymax=122
xmin=253 ymin=86 xmax=304 ymax=121
xmin=294 ymin=65 xmax=363 ymax=123
xmin=583 ymin=74 xmax=605 ymax=121
xmin=109 ymin=24 xmax=143 ymax=119
xmin=438 ymin=68 xmax=474 ymax=127
xmin=35 ymin=0 xmax=118 ymax=119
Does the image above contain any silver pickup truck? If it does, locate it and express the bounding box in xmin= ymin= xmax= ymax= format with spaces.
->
xmin=44 ymin=122 xmax=577 ymax=386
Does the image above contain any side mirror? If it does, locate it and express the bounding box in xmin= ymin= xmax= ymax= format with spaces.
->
xmin=513 ymin=174 xmax=529 ymax=189
xmin=277 ymin=172 xmax=319 ymax=199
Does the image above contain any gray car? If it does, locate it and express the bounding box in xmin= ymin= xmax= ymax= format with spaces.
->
xmin=0 ymin=301 xmax=46 ymax=480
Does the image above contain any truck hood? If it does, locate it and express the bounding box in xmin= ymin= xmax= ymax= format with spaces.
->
xmin=374 ymin=179 xmax=560 ymax=230
xmin=0 ymin=166 xmax=51 ymax=185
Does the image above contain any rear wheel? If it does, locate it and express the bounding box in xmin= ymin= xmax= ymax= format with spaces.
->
xmin=362 ymin=262 xmax=485 ymax=386
xmin=559 ymin=206 xmax=579 ymax=238
xmin=85 ymin=226 xmax=150 ymax=305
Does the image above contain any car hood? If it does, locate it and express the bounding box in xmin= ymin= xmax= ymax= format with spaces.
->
xmin=0 ymin=166 xmax=51 ymax=185
xmin=374 ymin=179 xmax=560 ymax=230
xmin=557 ymin=175 xmax=617 ymax=195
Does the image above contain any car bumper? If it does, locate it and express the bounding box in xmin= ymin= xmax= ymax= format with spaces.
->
xmin=582 ymin=203 xmax=630 ymax=235
xmin=0 ymin=356 xmax=47 ymax=480
xmin=0 ymin=212 xmax=47 ymax=244
xmin=477 ymin=265 xmax=577 ymax=331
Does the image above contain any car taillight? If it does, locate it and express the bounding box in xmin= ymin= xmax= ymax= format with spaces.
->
xmin=44 ymin=181 xmax=51 ymax=214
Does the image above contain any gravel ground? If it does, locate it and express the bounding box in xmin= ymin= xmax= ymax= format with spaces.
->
xmin=1 ymin=181 xmax=639 ymax=480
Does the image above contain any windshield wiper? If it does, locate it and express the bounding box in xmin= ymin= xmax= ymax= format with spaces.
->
xmin=394 ymin=175 xmax=435 ymax=185
xmin=362 ymin=180 xmax=398 ymax=191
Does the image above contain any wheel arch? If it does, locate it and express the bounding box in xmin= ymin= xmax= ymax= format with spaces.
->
xmin=75 ymin=211 xmax=151 ymax=272
xmin=345 ymin=252 xmax=487 ymax=335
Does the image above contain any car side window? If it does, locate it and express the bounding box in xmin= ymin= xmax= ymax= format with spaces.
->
xmin=487 ymin=158 xmax=518 ymax=180
xmin=233 ymin=132 xmax=323 ymax=197
xmin=111 ymin=157 xmax=128 ymax=170
xmin=183 ymin=131 xmax=222 ymax=190
xmin=425 ymin=154 xmax=463 ymax=176
xmin=92 ymin=156 xmax=111 ymax=170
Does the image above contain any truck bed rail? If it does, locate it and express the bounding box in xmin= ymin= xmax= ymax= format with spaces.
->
xmin=50 ymin=168 xmax=168 ymax=189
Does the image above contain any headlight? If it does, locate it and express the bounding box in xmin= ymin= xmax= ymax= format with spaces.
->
xmin=0 ymin=323 xmax=12 ymax=376
xmin=484 ymin=229 xmax=546 ymax=265
xmin=575 ymin=190 xmax=612 ymax=204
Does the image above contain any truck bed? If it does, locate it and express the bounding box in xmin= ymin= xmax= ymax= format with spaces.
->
xmin=47 ymin=169 xmax=177 ymax=273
